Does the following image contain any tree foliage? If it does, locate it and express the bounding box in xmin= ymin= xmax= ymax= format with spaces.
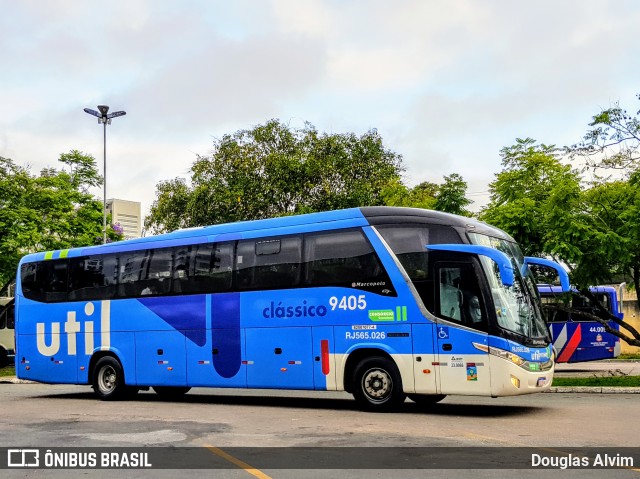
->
xmin=481 ymin=137 xmax=640 ymax=346
xmin=435 ymin=173 xmax=472 ymax=216
xmin=480 ymin=138 xmax=582 ymax=257
xmin=568 ymin=93 xmax=640 ymax=171
xmin=0 ymin=151 xmax=123 ymax=286
xmin=146 ymin=120 xmax=404 ymax=233
xmin=382 ymin=174 xmax=472 ymax=216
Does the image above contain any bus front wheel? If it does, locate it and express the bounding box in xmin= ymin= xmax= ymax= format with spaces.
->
xmin=352 ymin=357 xmax=405 ymax=412
xmin=92 ymin=356 xmax=127 ymax=400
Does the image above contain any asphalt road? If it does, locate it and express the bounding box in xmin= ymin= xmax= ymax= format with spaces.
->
xmin=0 ymin=382 xmax=638 ymax=479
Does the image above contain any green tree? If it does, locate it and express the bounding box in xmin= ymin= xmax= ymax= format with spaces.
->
xmin=480 ymin=138 xmax=582 ymax=257
xmin=435 ymin=173 xmax=472 ymax=216
xmin=481 ymin=138 xmax=640 ymax=346
xmin=382 ymin=174 xmax=472 ymax=216
xmin=146 ymin=120 xmax=403 ymax=233
xmin=0 ymin=151 xmax=123 ymax=286
xmin=381 ymin=179 xmax=438 ymax=210
xmin=569 ymin=93 xmax=640 ymax=171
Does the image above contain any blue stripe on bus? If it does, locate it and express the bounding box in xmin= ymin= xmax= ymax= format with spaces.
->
xmin=211 ymin=292 xmax=242 ymax=378
xmin=137 ymin=295 xmax=207 ymax=346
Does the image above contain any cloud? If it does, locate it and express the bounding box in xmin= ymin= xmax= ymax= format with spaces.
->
xmin=2 ymin=0 xmax=640 ymax=222
xmin=117 ymin=32 xmax=327 ymax=139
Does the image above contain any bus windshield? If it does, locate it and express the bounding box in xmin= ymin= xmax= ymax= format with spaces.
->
xmin=468 ymin=233 xmax=549 ymax=344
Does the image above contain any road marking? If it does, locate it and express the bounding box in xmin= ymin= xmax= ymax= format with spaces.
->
xmin=206 ymin=446 xmax=272 ymax=479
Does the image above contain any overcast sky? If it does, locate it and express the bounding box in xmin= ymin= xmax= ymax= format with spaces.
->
xmin=1 ymin=0 xmax=639 ymax=222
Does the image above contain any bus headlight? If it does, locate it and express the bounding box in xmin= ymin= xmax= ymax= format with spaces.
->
xmin=473 ymin=343 xmax=553 ymax=372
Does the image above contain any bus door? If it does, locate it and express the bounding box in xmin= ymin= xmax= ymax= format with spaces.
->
xmin=412 ymin=323 xmax=438 ymax=394
xmin=433 ymin=260 xmax=492 ymax=396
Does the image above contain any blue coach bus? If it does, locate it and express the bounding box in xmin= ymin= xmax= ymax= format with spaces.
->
xmin=537 ymin=285 xmax=622 ymax=363
xmin=15 ymin=207 xmax=569 ymax=411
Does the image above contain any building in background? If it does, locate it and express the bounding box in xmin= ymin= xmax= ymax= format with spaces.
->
xmin=106 ymin=199 xmax=141 ymax=239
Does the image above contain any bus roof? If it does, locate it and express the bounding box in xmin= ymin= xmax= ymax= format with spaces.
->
xmin=360 ymin=206 xmax=513 ymax=240
xmin=18 ymin=206 xmax=514 ymax=264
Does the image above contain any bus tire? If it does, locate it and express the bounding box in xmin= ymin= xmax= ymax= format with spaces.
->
xmin=352 ymin=357 xmax=405 ymax=412
xmin=92 ymin=356 xmax=127 ymax=400
xmin=0 ymin=348 xmax=7 ymax=368
xmin=153 ymin=386 xmax=191 ymax=398
xmin=408 ymin=394 xmax=446 ymax=406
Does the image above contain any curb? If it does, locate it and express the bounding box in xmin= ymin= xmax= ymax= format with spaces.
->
xmin=0 ymin=377 xmax=36 ymax=384
xmin=547 ymin=386 xmax=640 ymax=394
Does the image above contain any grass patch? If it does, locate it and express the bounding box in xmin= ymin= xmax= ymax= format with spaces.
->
xmin=618 ymin=353 xmax=640 ymax=360
xmin=552 ymin=376 xmax=640 ymax=387
xmin=0 ymin=366 xmax=15 ymax=377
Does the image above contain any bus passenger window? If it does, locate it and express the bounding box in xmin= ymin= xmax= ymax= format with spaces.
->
xmin=68 ymin=255 xmax=118 ymax=301
xmin=20 ymin=260 xmax=69 ymax=303
xmin=173 ymin=243 xmax=233 ymax=294
xmin=141 ymin=248 xmax=173 ymax=296
xmin=304 ymin=229 xmax=395 ymax=295
xmin=236 ymin=236 xmax=302 ymax=291
xmin=118 ymin=250 xmax=150 ymax=297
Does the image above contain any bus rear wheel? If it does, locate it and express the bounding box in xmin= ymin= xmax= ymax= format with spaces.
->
xmin=153 ymin=386 xmax=191 ymax=398
xmin=352 ymin=357 xmax=405 ymax=412
xmin=92 ymin=356 xmax=127 ymax=400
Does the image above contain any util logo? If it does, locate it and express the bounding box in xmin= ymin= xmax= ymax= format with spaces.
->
xmin=37 ymin=301 xmax=111 ymax=357
xmin=531 ymin=349 xmax=550 ymax=361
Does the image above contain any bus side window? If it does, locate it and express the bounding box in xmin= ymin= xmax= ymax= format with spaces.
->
xmin=68 ymin=255 xmax=118 ymax=301
xmin=21 ymin=260 xmax=69 ymax=303
xmin=140 ymin=248 xmax=174 ymax=296
xmin=236 ymin=236 xmax=302 ymax=291
xmin=438 ymin=267 xmax=463 ymax=322
xmin=304 ymin=229 xmax=394 ymax=295
xmin=434 ymin=262 xmax=488 ymax=331
xmin=173 ymin=242 xmax=233 ymax=294
xmin=118 ymin=250 xmax=151 ymax=297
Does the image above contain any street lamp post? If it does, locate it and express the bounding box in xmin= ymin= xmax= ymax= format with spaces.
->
xmin=84 ymin=105 xmax=126 ymax=244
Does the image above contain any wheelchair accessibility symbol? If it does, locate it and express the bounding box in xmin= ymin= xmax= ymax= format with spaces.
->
xmin=437 ymin=327 xmax=449 ymax=339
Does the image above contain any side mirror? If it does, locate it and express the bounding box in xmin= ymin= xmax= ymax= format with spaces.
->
xmin=522 ymin=257 xmax=570 ymax=292
xmin=426 ymin=244 xmax=514 ymax=287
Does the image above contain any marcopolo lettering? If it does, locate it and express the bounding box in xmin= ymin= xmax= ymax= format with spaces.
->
xmin=36 ymin=301 xmax=111 ymax=357
xmin=262 ymin=301 xmax=328 ymax=319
